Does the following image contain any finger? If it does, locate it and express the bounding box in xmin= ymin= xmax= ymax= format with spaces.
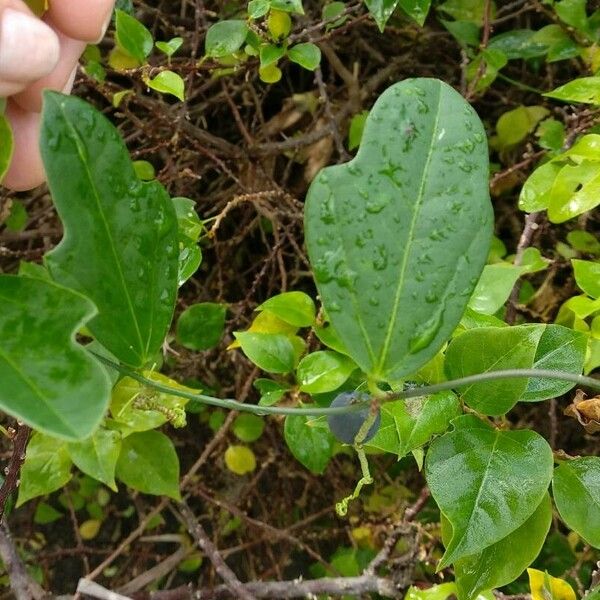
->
xmin=2 ymin=100 xmax=45 ymax=191
xmin=46 ymin=0 xmax=114 ymax=43
xmin=11 ymin=24 xmax=84 ymax=113
xmin=0 ymin=2 xmax=60 ymax=89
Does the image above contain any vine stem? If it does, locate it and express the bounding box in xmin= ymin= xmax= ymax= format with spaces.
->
xmin=94 ymin=354 xmax=600 ymax=417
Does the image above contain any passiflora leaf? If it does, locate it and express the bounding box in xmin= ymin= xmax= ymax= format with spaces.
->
xmin=425 ymin=415 xmax=553 ymax=569
xmin=442 ymin=494 xmax=552 ymax=600
xmin=0 ymin=275 xmax=110 ymax=440
xmin=553 ymin=457 xmax=600 ymax=548
xmin=40 ymin=92 xmax=179 ymax=367
xmin=305 ymin=78 xmax=492 ymax=383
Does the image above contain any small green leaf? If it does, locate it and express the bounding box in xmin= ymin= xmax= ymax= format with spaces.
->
xmin=0 ymin=113 xmax=13 ymax=183
xmin=367 ymin=391 xmax=460 ymax=458
xmin=18 ymin=434 xmax=72 ymax=506
xmin=364 ymin=0 xmax=400 ymax=30
xmin=445 ymin=325 xmax=543 ymax=415
xmin=115 ymin=9 xmax=153 ymax=63
xmin=41 ymin=92 xmax=179 ymax=367
xmin=34 ymin=502 xmax=63 ymax=524
xmin=425 ymin=415 xmax=553 ymax=569
xmin=224 ymin=445 xmax=257 ymax=475
xmin=67 ymin=428 xmax=122 ymax=491
xmin=288 ymin=43 xmax=321 ymax=70
xmin=348 ymin=110 xmax=369 ymax=151
xmin=269 ymin=0 xmax=304 ymax=14
xmin=254 ymin=378 xmax=289 ymax=406
xmin=205 ymin=21 xmax=248 ymax=57
xmin=248 ymin=0 xmax=271 ymax=18
xmin=259 ymin=63 xmax=282 ymax=83
xmin=567 ymin=231 xmax=600 ymax=256
xmin=553 ymin=457 xmax=600 ymax=548
xmin=258 ymin=292 xmax=316 ymax=327
xmin=116 ymin=430 xmax=181 ymax=500
xmin=494 ymin=106 xmax=549 ymax=151
xmin=232 ymin=414 xmax=265 ymax=442
xmin=155 ymin=37 xmax=183 ymax=57
xmin=573 ymin=259 xmax=600 ymax=299
xmin=0 ymin=276 xmax=110 ymax=440
xmin=398 ymin=0 xmax=432 ymax=25
xmin=5 ymin=200 xmax=27 ymax=232
xmin=468 ymin=263 xmax=523 ymax=315
xmin=132 ymin=160 xmax=155 ymax=181
xmin=145 ymin=70 xmax=185 ymax=101
xmin=536 ymin=118 xmax=566 ymax=152
xmin=234 ymin=332 xmax=297 ymax=373
xmin=545 ymin=77 xmax=600 ymax=105
xmin=297 ymin=351 xmax=356 ymax=393
xmin=284 ymin=413 xmax=335 ymax=474
xmin=322 ymin=1 xmax=347 ymax=29
xmin=176 ymin=303 xmax=227 ymax=350
xmin=259 ymin=43 xmax=285 ymax=68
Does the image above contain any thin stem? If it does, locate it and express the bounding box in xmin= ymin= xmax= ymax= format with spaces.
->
xmin=94 ymin=354 xmax=600 ymax=418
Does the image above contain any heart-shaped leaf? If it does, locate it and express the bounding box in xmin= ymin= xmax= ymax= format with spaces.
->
xmin=305 ymin=78 xmax=492 ymax=383
xmin=425 ymin=415 xmax=553 ymax=568
xmin=41 ymin=92 xmax=179 ymax=367
xmin=0 ymin=275 xmax=110 ymax=440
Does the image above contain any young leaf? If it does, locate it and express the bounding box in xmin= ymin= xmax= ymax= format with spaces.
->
xmin=305 ymin=78 xmax=492 ymax=383
xmin=232 ymin=414 xmax=265 ymax=443
xmin=176 ymin=303 xmax=227 ymax=350
xmin=41 ymin=92 xmax=179 ymax=367
xmin=444 ymin=494 xmax=552 ymax=600
xmin=224 ymin=445 xmax=257 ymax=475
xmin=155 ymin=37 xmax=184 ymax=57
xmin=145 ymin=70 xmax=185 ymax=101
xmin=288 ymin=43 xmax=321 ymax=70
xmin=115 ymin=9 xmax=153 ymax=63
xmin=425 ymin=415 xmax=553 ymax=569
xmin=116 ymin=430 xmax=181 ymax=500
xmin=553 ymin=457 xmax=600 ymax=548
xmin=364 ymin=0 xmax=400 ymax=31
xmin=257 ymin=291 xmax=316 ymax=327
xmin=17 ymin=434 xmax=72 ymax=506
xmin=0 ymin=276 xmax=110 ymax=440
xmin=270 ymin=0 xmax=304 ymax=14
xmin=573 ymin=259 xmax=600 ymax=299
xmin=544 ymin=77 xmax=600 ymax=105
xmin=296 ymin=351 xmax=356 ymax=393
xmin=367 ymin=391 xmax=460 ymax=458
xmin=444 ymin=325 xmax=543 ymax=415
xmin=205 ymin=21 xmax=248 ymax=57
xmin=259 ymin=43 xmax=285 ymax=67
xmin=399 ymin=0 xmax=432 ymax=26
xmin=67 ymin=428 xmax=122 ymax=491
xmin=234 ymin=332 xmax=297 ymax=373
xmin=284 ymin=413 xmax=335 ymax=474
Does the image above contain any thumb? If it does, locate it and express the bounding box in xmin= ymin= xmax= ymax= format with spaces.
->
xmin=0 ymin=0 xmax=60 ymax=97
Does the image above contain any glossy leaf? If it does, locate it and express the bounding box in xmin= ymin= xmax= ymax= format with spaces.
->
xmin=0 ymin=275 xmax=110 ymax=440
xmin=257 ymin=292 xmax=316 ymax=327
xmin=425 ymin=415 xmax=553 ymax=568
xmin=176 ymin=303 xmax=227 ymax=350
xmin=443 ymin=495 xmax=552 ymax=600
xmin=205 ymin=21 xmax=248 ymax=57
xmin=234 ymin=332 xmax=297 ymax=373
xmin=573 ymin=259 xmax=600 ymax=299
xmin=284 ymin=413 xmax=335 ymax=474
xmin=305 ymin=78 xmax=492 ymax=383
xmin=364 ymin=0 xmax=399 ymax=31
xmin=115 ymin=9 xmax=153 ymax=63
xmin=116 ymin=430 xmax=181 ymax=500
xmin=145 ymin=70 xmax=185 ymax=101
xmin=297 ymin=351 xmax=356 ymax=393
xmin=288 ymin=43 xmax=321 ymax=70
xmin=445 ymin=325 xmax=543 ymax=415
xmin=521 ymin=325 xmax=587 ymax=402
xmin=17 ymin=434 xmax=72 ymax=506
xmin=553 ymin=457 xmax=600 ymax=548
xmin=0 ymin=113 xmax=13 ymax=183
xmin=270 ymin=0 xmax=304 ymax=14
xmin=367 ymin=391 xmax=460 ymax=458
xmin=41 ymin=92 xmax=179 ymax=367
xmin=399 ymin=0 xmax=431 ymax=25
xmin=67 ymin=428 xmax=122 ymax=491
xmin=468 ymin=263 xmax=522 ymax=315
xmin=545 ymin=77 xmax=600 ymax=105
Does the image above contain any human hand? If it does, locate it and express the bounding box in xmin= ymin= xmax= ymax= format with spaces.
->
xmin=1 ymin=0 xmax=115 ymax=191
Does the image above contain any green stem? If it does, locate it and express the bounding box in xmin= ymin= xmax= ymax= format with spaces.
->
xmin=94 ymin=354 xmax=600 ymax=418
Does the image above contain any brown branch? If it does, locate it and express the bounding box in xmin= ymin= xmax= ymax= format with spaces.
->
xmin=0 ymin=423 xmax=30 ymax=522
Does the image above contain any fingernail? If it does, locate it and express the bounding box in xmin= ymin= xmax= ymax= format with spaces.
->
xmin=0 ymin=8 xmax=60 ymax=83
xmin=94 ymin=9 xmax=113 ymax=44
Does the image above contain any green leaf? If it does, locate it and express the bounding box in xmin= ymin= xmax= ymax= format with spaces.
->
xmin=155 ymin=37 xmax=183 ymax=57
xmin=67 ymin=428 xmax=121 ymax=491
xmin=17 ymin=434 xmax=72 ymax=506
xmin=41 ymin=92 xmax=179 ymax=367
xmin=444 ymin=494 xmax=552 ymax=600
xmin=468 ymin=263 xmax=523 ymax=315
xmin=205 ymin=21 xmax=248 ymax=57
xmin=0 ymin=113 xmax=13 ymax=183
xmin=248 ymin=0 xmax=270 ymax=18
xmin=364 ymin=0 xmax=400 ymax=31
xmin=553 ymin=457 xmax=600 ymax=548
xmin=573 ymin=259 xmax=600 ymax=299
xmin=545 ymin=77 xmax=600 ymax=105
xmin=254 ymin=378 xmax=289 ymax=406
xmin=284 ymin=413 xmax=335 ymax=474
xmin=258 ymin=292 xmax=316 ymax=327
xmin=34 ymin=502 xmax=63 ymax=524
xmin=305 ymin=78 xmax=492 ymax=383
xmin=5 ymin=200 xmax=28 ymax=232
xmin=225 ymin=445 xmax=256 ymax=475
xmin=398 ymin=0 xmax=431 ymax=25
xmin=288 ymin=43 xmax=321 ymax=70
xmin=494 ymin=106 xmax=549 ymax=151
xmin=367 ymin=391 xmax=460 ymax=458
xmin=437 ymin=0 xmax=495 ymax=24
xmin=466 ymin=48 xmax=507 ymax=92
xmin=176 ymin=303 xmax=227 ymax=350
xmin=259 ymin=43 xmax=285 ymax=67
xmin=445 ymin=325 xmax=543 ymax=415
xmin=488 ymin=29 xmax=549 ymax=60
xmin=554 ymin=0 xmax=590 ymax=33
xmin=296 ymin=351 xmax=356 ymax=393
xmin=567 ymin=231 xmax=600 ymax=256
xmin=116 ymin=430 xmax=181 ymax=500
xmin=234 ymin=332 xmax=297 ymax=373
xmin=536 ymin=118 xmax=566 ymax=152
xmin=115 ymin=9 xmax=153 ymax=63
xmin=425 ymin=415 xmax=553 ymax=569
xmin=232 ymin=414 xmax=265 ymax=442
xmin=348 ymin=110 xmax=369 ymax=151
xmin=269 ymin=0 xmax=304 ymax=14
xmin=145 ymin=70 xmax=185 ymax=101
xmin=0 ymin=275 xmax=110 ymax=440
xmin=132 ymin=160 xmax=155 ymax=181
xmin=521 ymin=325 xmax=587 ymax=402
